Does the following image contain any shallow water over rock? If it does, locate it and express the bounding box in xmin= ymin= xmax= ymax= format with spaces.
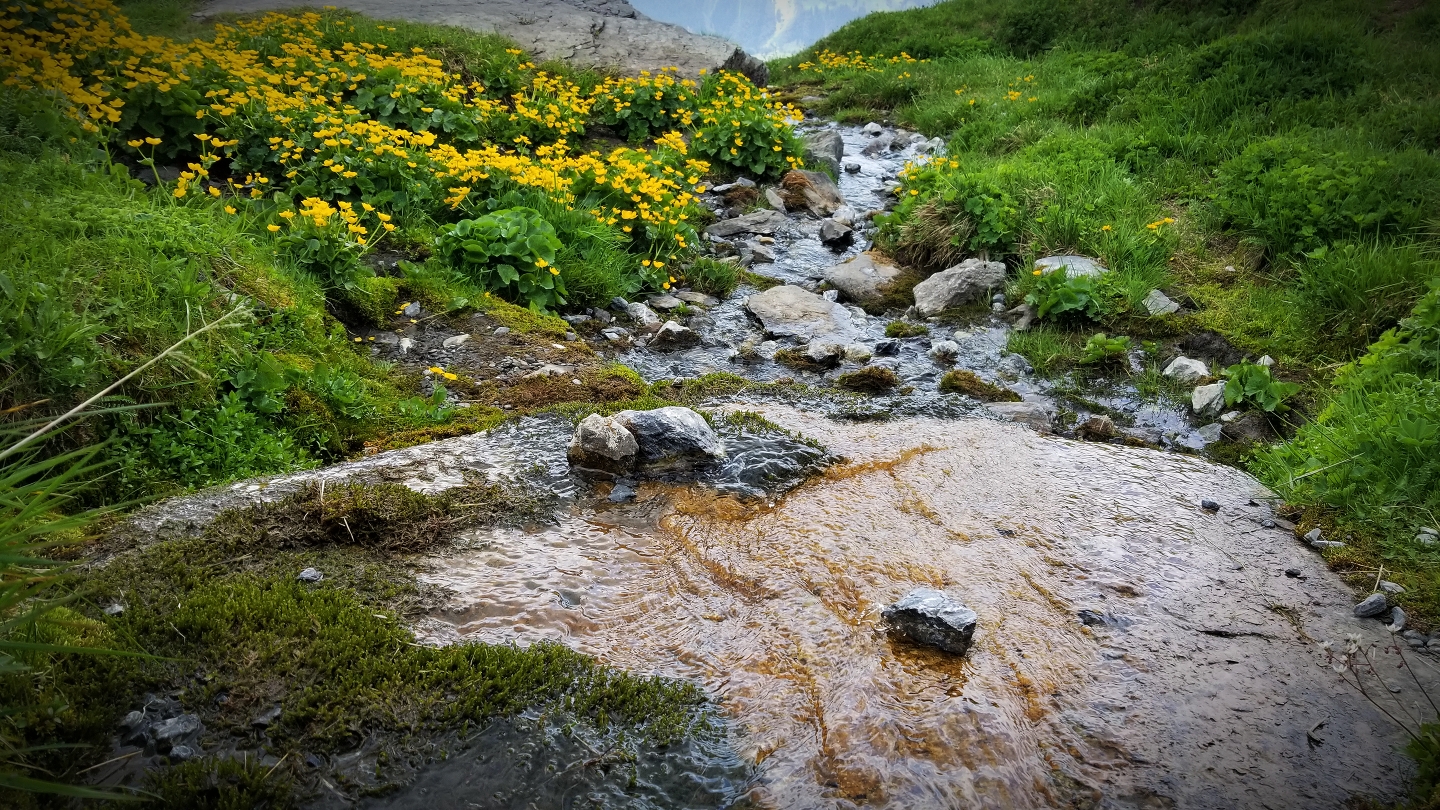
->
xmin=419 ymin=406 xmax=1428 ymax=808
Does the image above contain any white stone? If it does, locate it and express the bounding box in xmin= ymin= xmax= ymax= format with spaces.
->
xmin=1163 ymin=356 xmax=1209 ymax=385
xmin=1142 ymin=289 xmax=1180 ymax=316
xmin=442 ymin=334 xmax=471 ymax=348
xmin=1033 ymin=255 xmax=1106 ymax=278
xmin=843 ymin=343 xmax=873 ymax=363
xmin=1192 ymin=382 xmax=1227 ymax=419
xmin=567 ymin=414 xmax=639 ymax=474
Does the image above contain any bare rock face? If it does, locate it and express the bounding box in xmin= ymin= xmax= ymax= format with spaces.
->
xmin=611 ymin=407 xmax=725 ymax=464
xmin=198 ymin=0 xmax=768 ymax=84
xmin=822 ymin=253 xmax=903 ymax=307
xmin=651 ymin=320 xmax=700 ymax=351
xmin=745 ymin=285 xmax=855 ymax=342
xmin=568 ymin=414 xmax=639 ymax=474
xmin=911 ymin=258 xmax=1007 ymax=316
xmin=882 ymin=588 xmax=978 ymax=655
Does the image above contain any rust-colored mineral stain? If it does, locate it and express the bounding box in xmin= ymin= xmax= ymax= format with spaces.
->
xmin=421 ymin=408 xmax=1431 ymax=809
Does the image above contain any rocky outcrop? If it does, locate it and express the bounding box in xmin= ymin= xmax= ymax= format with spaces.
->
xmin=199 ymin=0 xmax=768 ymax=84
xmin=823 ymin=254 xmax=903 ymax=307
xmin=881 ymin=588 xmax=978 ymax=655
xmin=745 ymin=285 xmax=854 ymax=341
xmin=911 ymin=258 xmax=1006 ymax=316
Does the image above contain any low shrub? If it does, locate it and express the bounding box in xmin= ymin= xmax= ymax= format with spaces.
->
xmin=684 ymin=257 xmax=739 ymax=298
xmin=1297 ymin=241 xmax=1437 ymax=347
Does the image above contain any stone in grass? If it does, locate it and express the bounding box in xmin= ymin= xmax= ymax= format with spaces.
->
xmin=1191 ymin=382 xmax=1227 ymax=419
xmin=1353 ymin=593 xmax=1389 ymax=619
xmin=1163 ymin=356 xmax=1209 ymax=385
xmin=837 ymin=365 xmax=900 ymax=394
xmin=939 ymin=370 xmax=1020 ymax=402
xmin=567 ymin=413 xmax=639 ymax=475
xmin=1033 ymin=255 xmax=1106 ymax=278
xmin=1143 ymin=289 xmax=1180 ymax=316
xmin=297 ymin=567 xmax=323 ymax=583
xmin=882 ymin=588 xmax=979 ymax=655
xmin=1388 ymin=606 xmax=1407 ymax=633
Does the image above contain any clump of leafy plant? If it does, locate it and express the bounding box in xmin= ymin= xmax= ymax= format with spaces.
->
xmin=398 ymin=386 xmax=453 ymax=423
xmin=1025 ymin=268 xmax=1106 ymax=321
xmin=691 ymin=72 xmax=804 ymax=177
xmin=1079 ymin=333 xmax=1131 ymax=366
xmin=592 ymin=71 xmax=700 ymax=142
xmin=436 ymin=207 xmax=565 ymax=310
xmin=837 ymin=366 xmax=900 ymax=393
xmin=684 ymin=257 xmax=739 ymax=298
xmin=1222 ymin=361 xmax=1299 ymax=413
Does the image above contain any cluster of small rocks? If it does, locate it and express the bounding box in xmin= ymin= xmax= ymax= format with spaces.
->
xmin=118 ymin=695 xmax=206 ymax=762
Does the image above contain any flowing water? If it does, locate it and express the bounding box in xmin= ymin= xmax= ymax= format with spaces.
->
xmin=413 ymin=406 xmax=1426 ymax=808
xmin=133 ymin=121 xmax=1429 ymax=808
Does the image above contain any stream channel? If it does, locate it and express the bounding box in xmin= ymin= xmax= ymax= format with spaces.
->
xmin=142 ymin=123 xmax=1433 ymax=809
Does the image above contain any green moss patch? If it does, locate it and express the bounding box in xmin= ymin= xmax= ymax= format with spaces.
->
xmin=939 ymin=370 xmax=1021 ymax=402
xmin=837 ymin=366 xmax=901 ymax=393
xmin=885 ymin=321 xmax=930 ymax=339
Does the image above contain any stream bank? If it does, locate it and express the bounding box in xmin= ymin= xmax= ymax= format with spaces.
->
xmin=102 ymin=120 xmax=1437 ymax=809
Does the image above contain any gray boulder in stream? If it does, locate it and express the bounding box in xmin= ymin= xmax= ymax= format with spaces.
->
xmin=612 ymin=407 xmax=725 ymax=465
xmin=882 ymin=588 xmax=978 ymax=655
xmin=803 ymin=131 xmax=844 ymax=177
xmin=745 ymin=285 xmax=854 ymax=341
xmin=780 ymin=169 xmax=844 ymax=218
xmin=568 ymin=414 xmax=639 ymax=475
xmin=912 ymin=258 xmax=1007 ymax=316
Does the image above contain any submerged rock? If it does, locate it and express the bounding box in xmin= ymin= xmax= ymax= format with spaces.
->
xmin=911 ymin=259 xmax=1007 ymax=316
xmin=882 ymin=588 xmax=978 ymax=655
xmin=612 ymin=407 xmax=725 ymax=465
xmin=1033 ymin=255 xmax=1107 ymax=278
xmin=567 ymin=414 xmax=639 ymax=474
xmin=745 ymin=285 xmax=854 ymax=341
xmin=822 ymin=254 xmax=903 ymax=307
xmin=819 ymin=218 xmax=854 ymax=247
xmin=985 ymin=401 xmax=1055 ymax=432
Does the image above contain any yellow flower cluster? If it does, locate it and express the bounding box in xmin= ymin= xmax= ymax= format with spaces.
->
xmin=4 ymin=0 xmax=802 ymax=269
xmin=794 ymin=50 xmax=924 ymax=76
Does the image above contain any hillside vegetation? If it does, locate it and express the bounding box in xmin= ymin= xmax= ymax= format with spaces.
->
xmin=774 ymin=0 xmax=1440 ymax=627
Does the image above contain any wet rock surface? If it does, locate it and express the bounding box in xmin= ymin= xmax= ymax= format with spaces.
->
xmin=911 ymin=258 xmax=1006 ymax=316
xmin=881 ymin=588 xmax=979 ymax=655
xmin=611 ymin=406 xmax=725 ymax=465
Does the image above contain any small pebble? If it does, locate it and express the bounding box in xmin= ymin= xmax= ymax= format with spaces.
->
xmin=1284 ymin=568 xmax=1302 ymax=578
xmin=297 ymin=567 xmax=323 ymax=583
xmin=1200 ymin=499 xmax=1220 ymax=512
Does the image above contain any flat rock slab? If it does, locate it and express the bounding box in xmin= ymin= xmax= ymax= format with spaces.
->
xmin=745 ymin=285 xmax=855 ymax=342
xmin=706 ymin=209 xmax=787 ymax=238
xmin=198 ymin=0 xmax=763 ymax=81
